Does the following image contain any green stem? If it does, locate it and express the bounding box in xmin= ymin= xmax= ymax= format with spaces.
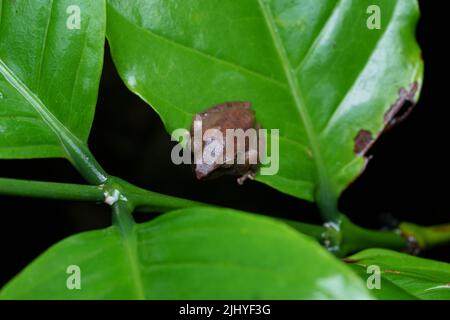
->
xmin=124 ymin=181 xmax=207 ymax=212
xmin=282 ymin=216 xmax=407 ymax=256
xmin=400 ymin=222 xmax=450 ymax=250
xmin=282 ymin=215 xmax=450 ymax=258
xmin=338 ymin=216 xmax=407 ymax=257
xmin=337 ymin=216 xmax=450 ymax=257
xmin=0 ymin=177 xmax=104 ymax=202
xmin=282 ymin=219 xmax=326 ymax=241
xmin=61 ymin=138 xmax=108 ymax=185
xmin=316 ymin=185 xmax=341 ymax=224
xmin=0 ymin=176 xmax=204 ymax=214
xmin=102 ymin=177 xmax=206 ymax=214
xmin=112 ymin=198 xmax=135 ymax=235
xmin=111 ymin=199 xmax=145 ymax=299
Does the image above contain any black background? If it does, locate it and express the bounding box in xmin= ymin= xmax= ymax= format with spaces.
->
xmin=0 ymin=0 xmax=448 ymax=288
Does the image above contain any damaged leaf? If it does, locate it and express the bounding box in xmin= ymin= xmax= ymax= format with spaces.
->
xmin=354 ymin=129 xmax=373 ymax=156
xmin=384 ymin=82 xmax=419 ymax=130
xmin=352 ymin=82 xmax=419 ymax=157
xmin=106 ymin=0 xmax=423 ymax=203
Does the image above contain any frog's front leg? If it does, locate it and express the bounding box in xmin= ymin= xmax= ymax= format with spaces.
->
xmin=237 ymin=170 xmax=256 ymax=185
xmin=236 ymin=149 xmax=258 ymax=185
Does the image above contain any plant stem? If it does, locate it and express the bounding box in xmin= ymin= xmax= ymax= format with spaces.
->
xmin=102 ymin=176 xmax=206 ymax=214
xmin=338 ymin=216 xmax=450 ymax=257
xmin=61 ymin=138 xmax=108 ymax=185
xmin=0 ymin=177 xmax=104 ymax=202
xmin=316 ymin=185 xmax=341 ymax=224
xmin=122 ymin=180 xmax=207 ymax=212
xmin=111 ymin=199 xmax=146 ymax=299
xmin=282 ymin=216 xmax=407 ymax=256
xmin=0 ymin=174 xmax=211 ymax=227
xmin=112 ymin=198 xmax=135 ymax=235
xmin=282 ymin=215 xmax=450 ymax=257
xmin=400 ymin=222 xmax=450 ymax=251
xmin=337 ymin=216 xmax=407 ymax=257
xmin=281 ymin=219 xmax=326 ymax=241
xmin=0 ymin=176 xmax=204 ymax=214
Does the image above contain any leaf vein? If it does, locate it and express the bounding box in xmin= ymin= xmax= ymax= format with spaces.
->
xmin=107 ymin=4 xmax=287 ymax=89
xmin=35 ymin=0 xmax=54 ymax=94
xmin=294 ymin=0 xmax=342 ymax=73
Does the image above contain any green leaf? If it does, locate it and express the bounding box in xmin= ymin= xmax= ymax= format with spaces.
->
xmin=0 ymin=0 xmax=105 ymax=159
xmin=345 ymin=249 xmax=450 ymax=300
xmin=106 ymin=0 xmax=423 ymax=202
xmin=1 ymin=207 xmax=372 ymax=299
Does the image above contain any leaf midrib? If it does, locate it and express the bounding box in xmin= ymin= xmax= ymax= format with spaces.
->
xmin=0 ymin=58 xmax=72 ymax=141
xmin=121 ymin=230 xmax=146 ymax=300
xmin=35 ymin=0 xmax=54 ymax=94
xmin=256 ymin=0 xmax=333 ymax=208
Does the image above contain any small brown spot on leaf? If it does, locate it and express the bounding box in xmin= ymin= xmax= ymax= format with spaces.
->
xmin=384 ymin=82 xmax=419 ymax=130
xmin=384 ymin=269 xmax=401 ymax=274
xmin=344 ymin=82 xmax=420 ymax=192
xmin=353 ymin=83 xmax=419 ymax=157
xmin=354 ymin=129 xmax=373 ymax=155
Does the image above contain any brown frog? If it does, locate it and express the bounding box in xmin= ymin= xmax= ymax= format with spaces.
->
xmin=191 ymin=101 xmax=261 ymax=185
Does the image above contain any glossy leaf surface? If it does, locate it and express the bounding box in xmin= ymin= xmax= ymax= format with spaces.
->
xmin=106 ymin=0 xmax=423 ymax=201
xmin=1 ymin=207 xmax=372 ymax=299
xmin=0 ymin=0 xmax=105 ymax=158
xmin=346 ymin=249 xmax=450 ymax=300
